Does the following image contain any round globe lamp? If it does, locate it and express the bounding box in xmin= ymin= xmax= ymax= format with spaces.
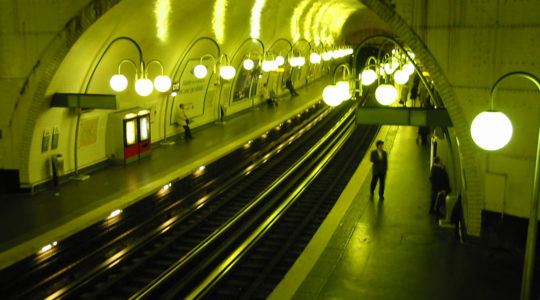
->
xmin=194 ymin=65 xmax=208 ymax=79
xmin=375 ymin=84 xmax=398 ymax=105
xmin=262 ymin=60 xmax=273 ymax=72
xmin=322 ymin=52 xmax=332 ymax=61
xmin=110 ymin=74 xmax=128 ymax=92
xmin=219 ymin=65 xmax=236 ymax=80
xmin=289 ymin=57 xmax=298 ymax=67
xmin=297 ymin=57 xmax=306 ymax=67
xmin=471 ymin=111 xmax=513 ymax=151
xmin=310 ymin=53 xmax=321 ymax=63
xmin=243 ymin=59 xmax=254 ymax=70
xmin=384 ymin=61 xmax=398 ymax=74
xmin=322 ymin=85 xmax=342 ymax=106
xmin=154 ymin=75 xmax=172 ymax=92
xmin=135 ymin=78 xmax=153 ymax=96
xmin=360 ymin=69 xmax=377 ymax=86
xmin=336 ymin=81 xmax=351 ymax=101
xmin=394 ymin=70 xmax=409 ymax=85
xmin=403 ymin=62 xmax=415 ymax=75
xmin=275 ymin=56 xmax=285 ymax=66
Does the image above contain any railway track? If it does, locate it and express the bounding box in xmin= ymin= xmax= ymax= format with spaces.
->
xmin=1 ymin=95 xmax=376 ymax=299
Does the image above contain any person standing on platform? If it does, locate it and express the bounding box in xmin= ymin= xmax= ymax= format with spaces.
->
xmin=418 ymin=126 xmax=429 ymax=146
xmin=370 ymin=140 xmax=388 ymax=200
xmin=430 ymin=156 xmax=450 ymax=216
xmin=176 ymin=103 xmax=193 ymax=140
xmin=285 ymin=76 xmax=299 ymax=97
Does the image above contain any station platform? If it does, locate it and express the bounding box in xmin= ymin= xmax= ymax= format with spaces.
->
xmin=0 ymin=77 xmax=329 ymax=269
xmin=271 ymin=125 xmax=524 ymax=299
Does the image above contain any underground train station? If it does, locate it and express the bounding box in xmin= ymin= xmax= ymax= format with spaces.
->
xmin=0 ymin=0 xmax=539 ymax=298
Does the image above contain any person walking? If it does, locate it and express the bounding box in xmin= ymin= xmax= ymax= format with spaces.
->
xmin=285 ymin=76 xmax=299 ymax=97
xmin=370 ymin=140 xmax=388 ymax=200
xmin=176 ymin=103 xmax=193 ymax=140
xmin=430 ymin=156 xmax=451 ymax=216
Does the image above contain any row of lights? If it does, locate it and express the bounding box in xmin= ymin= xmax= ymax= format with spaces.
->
xmin=193 ymin=48 xmax=353 ymax=80
xmin=322 ymin=48 xmax=417 ymax=107
xmin=109 ymin=44 xmax=353 ymax=96
xmin=110 ymin=59 xmax=172 ymax=96
xmin=359 ymin=50 xmax=416 ymax=105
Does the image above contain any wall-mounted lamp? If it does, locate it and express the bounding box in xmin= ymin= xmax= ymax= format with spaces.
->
xmin=310 ymin=52 xmax=322 ymax=64
xmin=469 ymin=71 xmax=540 ymax=300
xmin=322 ymin=52 xmax=332 ymax=61
xmin=147 ymin=59 xmax=172 ymax=92
xmin=375 ymin=84 xmax=398 ymax=105
xmin=193 ymin=54 xmax=236 ymax=80
xmin=353 ymin=36 xmax=436 ymax=107
xmin=357 ymin=55 xmax=398 ymax=106
xmin=275 ymin=55 xmax=285 ymax=66
xmin=109 ymin=59 xmax=171 ymax=96
xmin=322 ymin=63 xmax=352 ymax=107
xmin=289 ymin=51 xmax=305 ymax=67
xmin=243 ymin=58 xmax=255 ymax=70
xmin=219 ymin=54 xmax=236 ymax=80
xmin=109 ymin=59 xmax=137 ymax=92
xmin=262 ymin=52 xmax=279 ymax=72
xmin=193 ymin=54 xmax=214 ymax=79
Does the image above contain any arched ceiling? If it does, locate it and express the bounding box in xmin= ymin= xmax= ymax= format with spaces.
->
xmin=48 ymin=0 xmax=394 ymax=97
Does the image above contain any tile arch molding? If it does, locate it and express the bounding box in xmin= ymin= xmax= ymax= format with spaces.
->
xmin=358 ymin=0 xmax=483 ymax=236
xmin=10 ymin=0 xmax=121 ymax=184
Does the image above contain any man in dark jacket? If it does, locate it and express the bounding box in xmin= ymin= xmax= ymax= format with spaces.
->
xmin=370 ymin=140 xmax=388 ymax=200
xmin=430 ymin=156 xmax=451 ymax=215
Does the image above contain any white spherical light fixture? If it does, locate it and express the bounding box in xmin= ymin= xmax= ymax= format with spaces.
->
xmin=375 ymin=84 xmax=398 ymax=105
xmin=135 ymin=78 xmax=153 ymax=96
xmin=154 ymin=75 xmax=172 ymax=92
xmin=220 ymin=65 xmax=236 ymax=80
xmin=322 ymin=52 xmax=332 ymax=61
xmin=471 ymin=111 xmax=513 ymax=151
xmin=275 ymin=56 xmax=285 ymax=66
xmin=336 ymin=81 xmax=351 ymax=101
xmin=310 ymin=53 xmax=321 ymax=63
xmin=194 ymin=65 xmax=208 ymax=79
xmin=243 ymin=59 xmax=254 ymax=70
xmin=322 ymin=85 xmax=343 ymax=106
xmin=394 ymin=70 xmax=410 ymax=85
xmin=360 ymin=69 xmax=377 ymax=86
xmin=403 ymin=62 xmax=415 ymax=75
xmin=297 ymin=57 xmax=306 ymax=67
xmin=262 ymin=60 xmax=273 ymax=72
xmin=289 ymin=57 xmax=298 ymax=67
xmin=110 ymin=74 xmax=128 ymax=92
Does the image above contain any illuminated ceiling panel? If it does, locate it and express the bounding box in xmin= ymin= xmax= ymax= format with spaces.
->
xmin=302 ymin=1 xmax=319 ymax=42
xmin=313 ymin=1 xmax=330 ymax=45
xmin=213 ymin=0 xmax=228 ymax=44
xmin=250 ymin=0 xmax=267 ymax=38
xmin=155 ymin=0 xmax=170 ymax=42
xmin=291 ymin=0 xmax=311 ymax=42
xmin=294 ymin=0 xmax=362 ymax=47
